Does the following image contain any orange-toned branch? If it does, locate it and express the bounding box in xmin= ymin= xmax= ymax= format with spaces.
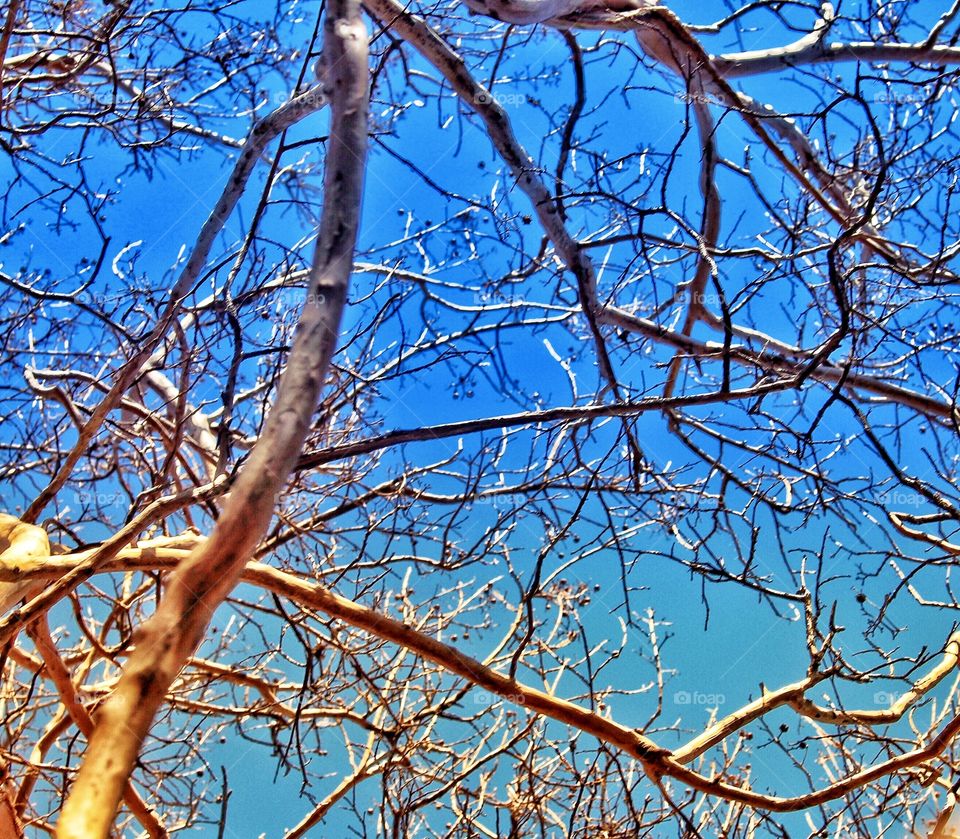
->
xmin=54 ymin=1 xmax=369 ymax=834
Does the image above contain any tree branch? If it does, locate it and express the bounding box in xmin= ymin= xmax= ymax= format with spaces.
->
xmin=54 ymin=1 xmax=369 ymax=834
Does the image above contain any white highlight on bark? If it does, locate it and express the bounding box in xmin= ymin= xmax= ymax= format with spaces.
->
xmin=54 ymin=1 xmax=369 ymax=835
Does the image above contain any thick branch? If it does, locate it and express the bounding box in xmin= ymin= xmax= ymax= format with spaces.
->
xmin=715 ymin=41 xmax=960 ymax=78
xmin=54 ymin=2 xmax=368 ymax=835
xmin=27 ymin=538 xmax=960 ymax=816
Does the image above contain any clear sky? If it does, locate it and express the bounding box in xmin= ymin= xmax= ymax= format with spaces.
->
xmin=2 ymin=0 xmax=959 ymax=835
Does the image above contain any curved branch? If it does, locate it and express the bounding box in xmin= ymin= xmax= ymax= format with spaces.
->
xmin=55 ymin=1 xmax=369 ymax=834
xmin=23 ymin=77 xmax=329 ymax=525
xmin=23 ymin=537 xmax=960 ymax=817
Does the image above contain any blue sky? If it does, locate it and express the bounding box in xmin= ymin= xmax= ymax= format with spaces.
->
xmin=3 ymin=0 xmax=960 ymax=835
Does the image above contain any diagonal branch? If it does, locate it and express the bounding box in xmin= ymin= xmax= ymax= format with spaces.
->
xmin=21 ymin=536 xmax=960 ymax=818
xmin=23 ymin=79 xmax=330 ymax=525
xmin=54 ymin=2 xmax=369 ymax=835
xmin=364 ymin=0 xmax=626 ymax=401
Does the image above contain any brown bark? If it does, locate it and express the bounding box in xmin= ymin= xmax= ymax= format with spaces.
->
xmin=54 ymin=1 xmax=370 ymax=834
